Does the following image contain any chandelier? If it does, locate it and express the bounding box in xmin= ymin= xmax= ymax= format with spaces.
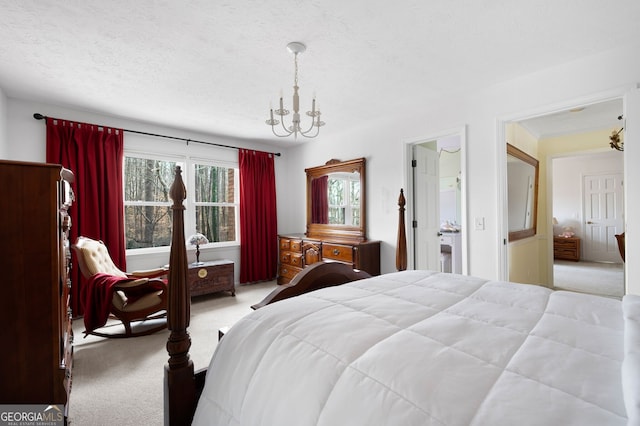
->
xmin=609 ymin=115 xmax=624 ymax=151
xmin=266 ymin=42 xmax=325 ymax=138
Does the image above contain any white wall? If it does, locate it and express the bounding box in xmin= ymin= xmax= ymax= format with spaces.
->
xmin=623 ymin=89 xmax=640 ymax=294
xmin=283 ymin=44 xmax=640 ymax=285
xmin=4 ymin=98 xmax=289 ymax=284
xmin=0 ymin=87 xmax=7 ymax=158
xmin=553 ymin=151 xmax=623 ymax=241
xmin=3 ymin=43 xmax=640 ymax=292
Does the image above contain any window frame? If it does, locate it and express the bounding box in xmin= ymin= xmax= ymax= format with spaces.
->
xmin=188 ymin=157 xmax=240 ymax=249
xmin=123 ymin=150 xmax=240 ymax=255
xmin=327 ymin=172 xmax=361 ymax=226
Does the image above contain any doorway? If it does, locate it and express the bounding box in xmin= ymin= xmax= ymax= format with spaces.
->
xmin=551 ymin=153 xmax=624 ymax=297
xmin=502 ymin=97 xmax=625 ymax=297
xmin=404 ymin=128 xmax=467 ymax=273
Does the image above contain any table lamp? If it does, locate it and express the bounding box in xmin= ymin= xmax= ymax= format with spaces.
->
xmin=188 ymin=233 xmax=209 ymax=265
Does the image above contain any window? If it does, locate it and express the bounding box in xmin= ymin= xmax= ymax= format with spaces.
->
xmin=124 ymin=156 xmax=178 ymax=249
xmin=124 ymin=155 xmax=238 ymax=251
xmin=327 ymin=173 xmax=360 ymax=226
xmin=193 ymin=163 xmax=237 ymax=243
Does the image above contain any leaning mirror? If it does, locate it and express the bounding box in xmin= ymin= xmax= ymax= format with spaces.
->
xmin=306 ymin=158 xmax=366 ymax=242
xmin=507 ymin=143 xmax=539 ymax=242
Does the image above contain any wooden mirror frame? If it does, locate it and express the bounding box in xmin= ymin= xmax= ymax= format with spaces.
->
xmin=507 ymin=143 xmax=539 ymax=242
xmin=306 ymin=158 xmax=366 ymax=242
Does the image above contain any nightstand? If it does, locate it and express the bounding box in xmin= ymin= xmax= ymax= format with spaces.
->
xmin=553 ymin=237 xmax=581 ymax=261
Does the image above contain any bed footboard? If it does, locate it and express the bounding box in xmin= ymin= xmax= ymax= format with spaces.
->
xmin=251 ymin=261 xmax=371 ymax=309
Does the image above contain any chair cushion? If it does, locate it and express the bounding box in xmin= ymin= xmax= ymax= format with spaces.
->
xmin=75 ymin=237 xmax=127 ymax=278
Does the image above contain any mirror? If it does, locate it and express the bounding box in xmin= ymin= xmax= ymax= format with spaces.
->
xmin=306 ymin=158 xmax=366 ymax=242
xmin=507 ymin=143 xmax=539 ymax=241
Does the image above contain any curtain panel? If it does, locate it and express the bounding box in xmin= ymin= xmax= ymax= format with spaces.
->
xmin=45 ymin=118 xmax=126 ymax=316
xmin=311 ymin=174 xmax=329 ymax=224
xmin=239 ymin=149 xmax=278 ymax=283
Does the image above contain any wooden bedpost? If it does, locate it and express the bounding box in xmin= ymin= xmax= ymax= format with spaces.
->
xmin=164 ymin=166 xmax=196 ymax=425
xmin=396 ymin=189 xmax=407 ymax=271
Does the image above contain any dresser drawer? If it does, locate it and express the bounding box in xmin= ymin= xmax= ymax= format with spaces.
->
xmin=322 ymin=243 xmax=354 ymax=263
xmin=279 ymin=238 xmax=303 ymax=253
xmin=278 ymin=264 xmax=303 ymax=283
xmin=279 ymin=238 xmax=292 ymax=251
xmin=290 ymin=239 xmax=302 ymax=252
xmin=281 ymin=251 xmax=303 ymax=267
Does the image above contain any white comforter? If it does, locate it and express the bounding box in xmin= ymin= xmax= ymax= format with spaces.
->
xmin=193 ymin=270 xmax=635 ymax=425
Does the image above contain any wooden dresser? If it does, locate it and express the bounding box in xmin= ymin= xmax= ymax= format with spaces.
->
xmin=554 ymin=236 xmax=581 ymax=261
xmin=0 ymin=160 xmax=74 ymax=420
xmin=277 ymin=234 xmax=380 ymax=284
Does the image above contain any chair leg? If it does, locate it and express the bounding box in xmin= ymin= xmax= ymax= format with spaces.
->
xmin=87 ymin=317 xmax=167 ymax=338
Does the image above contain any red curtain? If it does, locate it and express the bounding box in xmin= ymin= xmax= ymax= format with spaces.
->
xmin=239 ymin=149 xmax=278 ymax=283
xmin=45 ymin=118 xmax=126 ymax=316
xmin=311 ymin=175 xmax=329 ymax=224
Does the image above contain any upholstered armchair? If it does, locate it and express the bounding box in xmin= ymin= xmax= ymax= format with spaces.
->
xmin=72 ymin=236 xmax=168 ymax=338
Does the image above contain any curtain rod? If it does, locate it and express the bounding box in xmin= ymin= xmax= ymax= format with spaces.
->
xmin=33 ymin=113 xmax=281 ymax=157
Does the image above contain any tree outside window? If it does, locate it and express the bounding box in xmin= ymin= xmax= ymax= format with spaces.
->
xmin=327 ymin=174 xmax=360 ymax=226
xmin=194 ymin=164 xmax=237 ymax=243
xmin=124 ymin=157 xmax=176 ymax=249
xmin=124 ymin=156 xmax=238 ymax=250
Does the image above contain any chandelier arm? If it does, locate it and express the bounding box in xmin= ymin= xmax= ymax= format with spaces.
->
xmin=271 ymin=125 xmax=293 ymax=138
xmin=300 ymin=117 xmax=317 ymax=135
xmin=300 ymin=129 xmax=320 ymax=138
xmin=279 ymin=114 xmax=293 ymax=135
xmin=300 ymin=123 xmax=321 ymax=138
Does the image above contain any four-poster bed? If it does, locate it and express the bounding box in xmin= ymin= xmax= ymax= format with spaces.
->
xmin=164 ymin=167 xmax=636 ymax=425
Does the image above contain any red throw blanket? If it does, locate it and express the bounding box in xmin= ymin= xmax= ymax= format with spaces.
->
xmin=81 ymin=273 xmax=164 ymax=335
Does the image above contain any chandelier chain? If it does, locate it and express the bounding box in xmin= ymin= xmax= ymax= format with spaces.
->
xmin=294 ymin=53 xmax=299 ymax=87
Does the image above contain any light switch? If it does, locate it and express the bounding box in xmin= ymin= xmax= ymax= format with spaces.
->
xmin=475 ymin=217 xmax=485 ymax=230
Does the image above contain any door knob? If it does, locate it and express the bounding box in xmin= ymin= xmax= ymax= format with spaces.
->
xmin=587 ymin=221 xmax=594 ymax=224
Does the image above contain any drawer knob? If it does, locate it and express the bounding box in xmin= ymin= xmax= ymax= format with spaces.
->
xmin=333 ymin=249 xmax=340 ymax=255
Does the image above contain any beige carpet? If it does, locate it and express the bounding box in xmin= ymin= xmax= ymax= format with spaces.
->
xmin=68 ymin=280 xmax=277 ymax=426
xmin=553 ymin=260 xmax=624 ymax=299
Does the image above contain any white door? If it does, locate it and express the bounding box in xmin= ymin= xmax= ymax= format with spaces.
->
xmin=413 ymin=144 xmax=440 ymax=270
xmin=582 ymin=173 xmax=624 ymax=262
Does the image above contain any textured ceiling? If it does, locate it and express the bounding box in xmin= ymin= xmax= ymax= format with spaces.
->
xmin=1 ymin=1 xmax=638 ymax=146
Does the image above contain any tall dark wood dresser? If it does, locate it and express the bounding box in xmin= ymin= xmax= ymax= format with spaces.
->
xmin=0 ymin=160 xmax=74 ymax=421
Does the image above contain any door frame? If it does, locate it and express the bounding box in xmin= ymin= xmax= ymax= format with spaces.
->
xmin=403 ymin=126 xmax=468 ymax=273
xmin=496 ymin=87 xmax=630 ymax=282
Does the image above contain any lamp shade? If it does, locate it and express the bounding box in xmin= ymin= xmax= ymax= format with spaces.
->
xmin=188 ymin=233 xmax=209 ymax=246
